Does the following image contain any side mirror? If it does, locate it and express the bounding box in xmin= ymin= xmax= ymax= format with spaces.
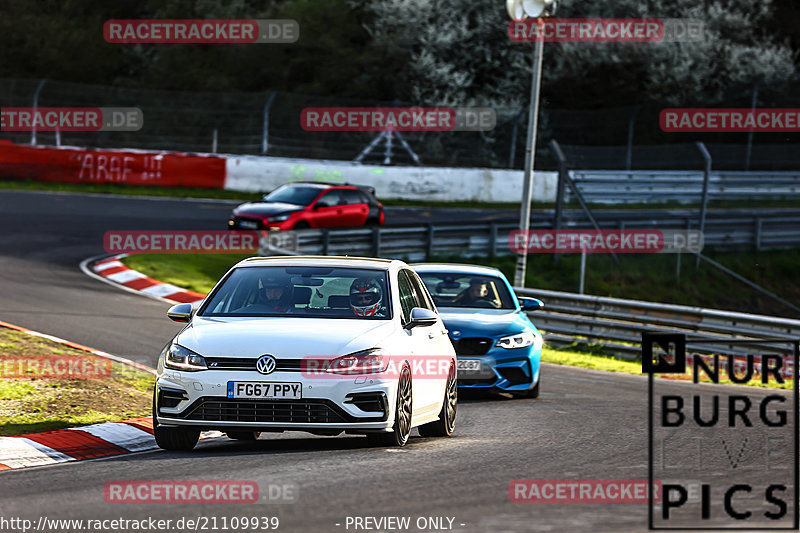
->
xmin=519 ymin=297 xmax=544 ymax=312
xmin=405 ymin=307 xmax=438 ymax=330
xmin=167 ymin=303 xmax=193 ymax=323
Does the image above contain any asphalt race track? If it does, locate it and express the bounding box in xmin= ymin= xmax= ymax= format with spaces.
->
xmin=0 ymin=190 xmax=795 ymax=532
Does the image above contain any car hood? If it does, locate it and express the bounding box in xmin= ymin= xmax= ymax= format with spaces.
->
xmin=233 ymin=202 xmax=303 ymax=217
xmin=437 ymin=308 xmax=537 ymax=338
xmin=176 ymin=317 xmax=395 ymax=358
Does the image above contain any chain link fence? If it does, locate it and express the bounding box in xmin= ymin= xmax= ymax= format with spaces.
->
xmin=1 ymin=77 xmax=799 ymax=171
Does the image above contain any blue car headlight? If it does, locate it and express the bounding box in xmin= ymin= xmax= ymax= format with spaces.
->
xmin=164 ymin=343 xmax=208 ymax=371
xmin=496 ymin=332 xmax=538 ymax=350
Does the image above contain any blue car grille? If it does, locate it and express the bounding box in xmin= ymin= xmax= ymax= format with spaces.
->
xmin=452 ymin=337 xmax=493 ymax=356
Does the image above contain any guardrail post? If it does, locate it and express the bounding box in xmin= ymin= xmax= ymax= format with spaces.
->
xmin=696 ymin=142 xmax=712 ymax=268
xmin=322 ymin=229 xmax=330 ymax=256
xmin=489 ymin=223 xmax=498 ymax=260
xmin=425 ymin=224 xmax=435 ymax=260
xmin=372 ymin=227 xmax=381 ymax=257
xmin=755 ymin=217 xmax=762 ymax=251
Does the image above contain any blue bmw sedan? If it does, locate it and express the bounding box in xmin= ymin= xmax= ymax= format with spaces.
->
xmin=412 ymin=264 xmax=543 ymax=398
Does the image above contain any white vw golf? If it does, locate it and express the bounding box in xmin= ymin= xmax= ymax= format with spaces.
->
xmin=153 ymin=256 xmax=457 ymax=450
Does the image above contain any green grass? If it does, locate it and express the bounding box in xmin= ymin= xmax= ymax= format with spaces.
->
xmin=122 ymin=253 xmax=251 ymax=294
xmin=0 ymin=327 xmax=153 ymax=436
xmin=124 ymin=249 xmax=800 ymax=318
xmin=542 ymin=345 xmax=791 ymax=390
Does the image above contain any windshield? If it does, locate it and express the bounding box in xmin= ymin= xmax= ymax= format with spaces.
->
xmin=262 ymin=185 xmax=322 ymax=206
xmin=419 ymin=273 xmax=516 ymax=310
xmin=200 ymin=266 xmax=391 ymax=319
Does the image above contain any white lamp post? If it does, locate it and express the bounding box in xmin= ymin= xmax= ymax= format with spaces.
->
xmin=507 ymin=0 xmax=557 ymax=287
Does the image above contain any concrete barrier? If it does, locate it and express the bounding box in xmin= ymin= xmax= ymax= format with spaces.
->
xmin=224 ymin=154 xmax=557 ymax=202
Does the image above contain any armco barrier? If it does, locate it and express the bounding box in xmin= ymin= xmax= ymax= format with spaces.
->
xmin=0 ymin=140 xmax=226 ymax=188
xmin=515 ymin=287 xmax=800 ymax=360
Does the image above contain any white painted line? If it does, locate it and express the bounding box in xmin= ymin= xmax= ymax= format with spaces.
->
xmin=94 ymin=260 xmax=124 ymax=272
xmin=140 ymin=284 xmax=184 ymax=298
xmin=106 ymin=269 xmax=146 ymax=284
xmin=69 ymin=423 xmax=156 ymax=452
xmin=0 ymin=438 xmax=65 ymax=469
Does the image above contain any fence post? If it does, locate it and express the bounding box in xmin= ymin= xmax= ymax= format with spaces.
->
xmin=625 ymin=105 xmax=639 ymax=175
xmin=261 ymin=92 xmax=277 ymax=155
xmin=30 ymin=79 xmax=47 ymax=146
xmin=744 ymin=78 xmax=760 ymax=171
xmin=212 ymin=129 xmax=218 ymax=153
xmin=508 ymin=108 xmax=524 ymax=168
xmin=579 ymin=248 xmax=587 ymax=294
xmin=695 ymin=141 xmax=712 ymax=268
xmin=550 ymin=140 xmax=568 ymax=265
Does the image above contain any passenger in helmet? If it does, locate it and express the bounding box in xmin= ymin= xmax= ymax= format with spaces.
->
xmin=349 ymin=278 xmax=385 ymax=317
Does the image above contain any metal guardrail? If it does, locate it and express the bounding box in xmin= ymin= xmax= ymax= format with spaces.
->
xmin=260 ymin=210 xmax=800 ymax=261
xmin=257 ymin=226 xmax=800 ymax=360
xmin=569 ymin=170 xmax=800 ymax=204
xmin=515 ymin=287 xmax=800 ymax=360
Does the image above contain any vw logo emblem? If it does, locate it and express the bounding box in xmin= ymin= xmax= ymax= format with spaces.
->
xmin=256 ymin=355 xmax=277 ymax=375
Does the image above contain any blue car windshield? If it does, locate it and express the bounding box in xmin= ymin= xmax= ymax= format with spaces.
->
xmin=419 ymin=273 xmax=516 ymax=310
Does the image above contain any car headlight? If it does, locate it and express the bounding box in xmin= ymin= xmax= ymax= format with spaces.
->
xmin=164 ymin=343 xmax=207 ymax=371
xmin=269 ymin=213 xmax=292 ymax=222
xmin=326 ymin=348 xmax=387 ymax=374
xmin=496 ymin=332 xmax=536 ymax=349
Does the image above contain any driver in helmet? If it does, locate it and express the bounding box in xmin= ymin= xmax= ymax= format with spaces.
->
xmin=349 ymin=278 xmax=385 ymax=317
xmin=259 ymin=277 xmax=292 ymax=313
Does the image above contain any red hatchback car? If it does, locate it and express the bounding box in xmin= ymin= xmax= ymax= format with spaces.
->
xmin=228 ymin=182 xmax=385 ymax=231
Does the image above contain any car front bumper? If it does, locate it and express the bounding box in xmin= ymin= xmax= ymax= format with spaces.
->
xmin=455 ymin=346 xmax=541 ymax=393
xmin=154 ymin=369 xmax=397 ymax=432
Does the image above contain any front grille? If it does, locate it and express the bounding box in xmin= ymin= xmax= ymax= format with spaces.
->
xmin=175 ymin=398 xmax=347 ymax=423
xmin=205 ymin=357 xmax=303 ymax=372
xmin=452 ymin=337 xmax=494 ymax=356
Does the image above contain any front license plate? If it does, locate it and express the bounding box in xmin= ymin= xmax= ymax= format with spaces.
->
xmin=227 ymin=382 xmax=302 ymax=399
xmin=238 ymin=220 xmax=258 ymax=230
xmin=457 ymin=359 xmax=482 ymax=372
